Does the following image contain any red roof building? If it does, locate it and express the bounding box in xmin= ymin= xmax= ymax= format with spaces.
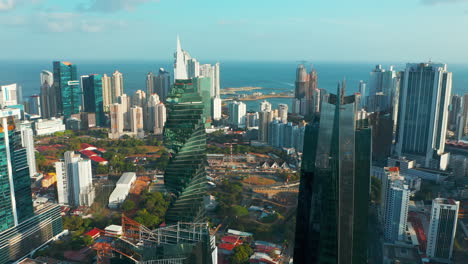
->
xmin=84 ymin=228 xmax=101 ymax=239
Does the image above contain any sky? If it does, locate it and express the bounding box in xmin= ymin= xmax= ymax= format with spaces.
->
xmin=1 ymin=0 xmax=468 ymax=62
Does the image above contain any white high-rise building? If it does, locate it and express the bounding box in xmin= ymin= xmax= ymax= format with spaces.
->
xmin=367 ymin=65 xmax=399 ymax=113
xmin=118 ymin=94 xmax=131 ymax=130
xmin=20 ymin=126 xmax=37 ymax=177
xmin=109 ymin=103 xmax=124 ymax=139
xmin=130 ymin=106 xmax=144 ymax=138
xmin=132 ymin=90 xmax=146 ymax=108
xmin=260 ymin=100 xmax=272 ymax=112
xmin=426 ymin=198 xmax=459 ymax=261
xmin=228 ymin=101 xmax=246 ymax=128
xmin=112 ymin=70 xmax=124 ymax=102
xmin=278 ymin=104 xmax=288 ymax=124
xmin=146 ymin=72 xmax=155 ymax=95
xmin=102 ymin=73 xmax=112 ymax=110
xmin=187 ymin=58 xmax=200 ymax=79
xmin=154 ymin=103 xmax=166 ymax=135
xmin=212 ymin=97 xmax=222 ymax=121
xmin=174 ymin=35 xmax=189 ymax=80
xmin=396 ymin=63 xmax=452 ymax=170
xmin=40 ymin=70 xmax=55 ymax=118
xmin=55 ymin=151 xmax=95 ymax=206
xmin=0 ymin=83 xmax=19 ymax=107
xmin=146 ymin=93 xmax=160 ymax=132
xmin=381 ymin=167 xmax=410 ymax=242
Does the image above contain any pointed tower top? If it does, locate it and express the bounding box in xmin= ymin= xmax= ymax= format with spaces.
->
xmin=177 ymin=35 xmax=182 ymax=53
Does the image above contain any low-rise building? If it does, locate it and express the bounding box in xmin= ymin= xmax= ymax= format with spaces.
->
xmin=33 ymin=118 xmax=66 ymax=136
xmin=108 ymin=172 xmax=136 ymax=209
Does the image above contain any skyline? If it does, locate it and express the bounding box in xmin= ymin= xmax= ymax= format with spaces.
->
xmin=0 ymin=0 xmax=468 ymax=62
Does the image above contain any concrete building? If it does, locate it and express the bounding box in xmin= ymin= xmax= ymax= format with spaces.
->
xmin=146 ymin=72 xmax=155 ymax=95
xmin=109 ymin=103 xmax=124 ymax=139
xmin=27 ymin=95 xmax=41 ymax=116
xmin=258 ymin=111 xmax=273 ymax=142
xmin=278 ymin=104 xmax=288 ymax=124
xmin=155 ymin=68 xmax=171 ymax=102
xmin=118 ymin=94 xmax=131 ymax=130
xmin=426 ymin=198 xmax=460 ymax=262
xmin=132 ymin=90 xmax=146 ymax=108
xmin=33 ymin=118 xmax=65 ymax=136
xmin=381 ymin=167 xmax=410 ymax=242
xmin=448 ymin=94 xmax=462 ymax=131
xmin=0 ymin=83 xmax=20 ymax=107
xmin=111 ymin=70 xmax=124 ymax=103
xmin=20 ymin=126 xmax=37 ymax=178
xmin=108 ymin=172 xmax=136 ymax=209
xmin=55 ymin=151 xmax=95 ymax=207
xmin=228 ymin=101 xmax=246 ymax=128
xmin=212 ymin=97 xmax=222 ymax=121
xmin=367 ymin=65 xmax=399 ymax=113
xmin=39 ymin=70 xmax=55 ymax=118
xmin=260 ymin=100 xmax=272 ymax=112
xmin=102 ymin=73 xmax=112 ymax=111
xmin=456 ymin=93 xmax=468 ymax=141
xmin=396 ymin=62 xmax=452 ymax=170
xmin=130 ymin=106 xmax=144 ymax=138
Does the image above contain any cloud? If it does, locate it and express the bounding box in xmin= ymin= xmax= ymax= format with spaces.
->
xmin=0 ymin=11 xmax=127 ymax=33
xmin=422 ymin=0 xmax=468 ymax=5
xmin=77 ymin=0 xmax=159 ymax=13
xmin=0 ymin=0 xmax=15 ymax=11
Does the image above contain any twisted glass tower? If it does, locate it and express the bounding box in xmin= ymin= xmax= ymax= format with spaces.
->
xmin=163 ymin=79 xmax=207 ymax=223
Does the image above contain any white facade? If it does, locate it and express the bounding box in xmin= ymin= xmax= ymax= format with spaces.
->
xmin=427 ymin=198 xmax=459 ymax=261
xmin=112 ymin=70 xmax=124 ymax=102
xmin=118 ymin=94 xmax=131 ymax=130
xmin=174 ymin=35 xmax=189 ymax=80
xmin=381 ymin=168 xmax=410 ymax=242
xmin=278 ymin=104 xmax=288 ymax=124
xmin=130 ymin=106 xmax=144 ymax=138
xmin=102 ymin=74 xmax=112 ymax=110
xmin=228 ymin=101 xmax=246 ymax=127
xmin=108 ymin=172 xmax=136 ymax=209
xmin=367 ymin=65 xmax=399 ymax=112
xmin=260 ymin=100 xmax=272 ymax=112
xmin=20 ymin=126 xmax=37 ymax=177
xmin=0 ymin=83 xmax=19 ymax=107
xmin=33 ymin=118 xmax=65 ymax=136
xmin=132 ymin=90 xmax=146 ymax=108
xmin=55 ymin=151 xmax=95 ymax=206
xmin=154 ymin=103 xmax=166 ymax=135
xmin=212 ymin=97 xmax=222 ymax=121
xmin=109 ymin=103 xmax=124 ymax=139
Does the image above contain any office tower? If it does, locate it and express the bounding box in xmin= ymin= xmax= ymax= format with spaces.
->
xmin=245 ymin=112 xmax=258 ymax=129
xmin=368 ymin=112 xmax=393 ymax=166
xmin=367 ymin=65 xmax=399 ymax=113
xmin=258 ymin=111 xmax=273 ymax=142
xmin=154 ymin=103 xmax=166 ymax=135
xmin=381 ymin=167 xmax=410 ymax=242
xmin=112 ymin=70 xmax=124 ymax=102
xmin=118 ymin=94 xmax=131 ymax=130
xmin=268 ymin=119 xmax=282 ymax=147
xmin=164 ymin=79 xmax=207 ymax=223
xmin=448 ymin=95 xmax=462 ymax=131
xmin=130 ymin=106 xmax=144 ymax=138
xmin=187 ymin=58 xmax=200 ymax=79
xmin=228 ymin=101 xmax=246 ymax=128
xmin=55 ymin=151 xmax=95 ymax=206
xmin=20 ymin=126 xmax=37 ymax=178
xmin=278 ymin=104 xmax=288 ymax=124
xmin=174 ymin=36 xmax=189 ymax=80
xmin=0 ymin=111 xmax=34 ymax=231
xmin=212 ymin=97 xmax=222 ymax=121
xmin=306 ymin=69 xmax=321 ymax=115
xmin=0 ymin=83 xmax=19 ymax=107
xmin=132 ymin=90 xmax=146 ymax=108
xmin=213 ymin=62 xmax=221 ymax=97
xmin=81 ymin=74 xmax=105 ymax=127
xmin=293 ymin=64 xmax=309 ymax=115
xmin=155 ymin=68 xmax=171 ymax=102
xmin=146 ymin=72 xmax=155 ymax=95
xmin=260 ymin=100 xmax=272 ymax=112
xmin=456 ymin=93 xmax=468 ymax=141
xmin=395 ymin=63 xmax=452 ymax=170
xmin=426 ymin=198 xmax=460 ymax=261
xmin=146 ymin=93 xmax=160 ymax=132
xmin=293 ymin=83 xmax=372 ymax=264
xmin=102 ymin=73 xmax=112 ymax=111
xmin=294 ymin=125 xmax=306 ymax=152
xmin=109 ymin=103 xmax=124 ymax=139
xmin=194 ymin=77 xmax=212 ymax=123
xmin=293 ymin=64 xmax=320 ymax=116
xmin=28 ymin=95 xmax=41 ymax=116
xmin=53 ymin=61 xmax=79 ymax=119
xmin=358 ymin=80 xmax=367 ymax=109
xmin=40 ymin=70 xmax=55 ymax=118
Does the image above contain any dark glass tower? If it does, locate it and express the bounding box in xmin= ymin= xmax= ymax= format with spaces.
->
xmin=163 ymin=79 xmax=207 ymax=223
xmin=293 ymin=83 xmax=371 ymax=264
xmin=81 ymin=74 xmax=105 ymax=127
xmin=53 ymin=61 xmax=79 ymax=119
xmin=0 ymin=114 xmax=34 ymax=233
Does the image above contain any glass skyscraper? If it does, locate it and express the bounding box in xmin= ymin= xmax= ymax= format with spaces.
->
xmin=53 ymin=61 xmax=79 ymax=119
xmin=163 ymin=79 xmax=207 ymax=223
xmin=81 ymin=74 xmax=105 ymax=127
xmin=293 ymin=83 xmax=372 ymax=264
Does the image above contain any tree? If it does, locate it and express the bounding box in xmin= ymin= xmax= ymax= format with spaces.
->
xmin=96 ymin=165 xmax=109 ymax=175
xmin=82 ymin=235 xmax=94 ymax=246
xmin=231 ymin=244 xmax=253 ymax=264
xmin=230 ymin=206 xmax=249 ymax=218
xmin=121 ymin=200 xmax=135 ymax=211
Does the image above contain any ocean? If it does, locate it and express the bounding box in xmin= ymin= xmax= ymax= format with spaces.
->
xmin=0 ymin=60 xmax=467 ymax=112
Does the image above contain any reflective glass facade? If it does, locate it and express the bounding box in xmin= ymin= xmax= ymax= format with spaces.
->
xmin=294 ymin=84 xmax=371 ymax=264
xmin=82 ymin=74 xmax=105 ymax=127
xmin=163 ymin=79 xmax=207 ymax=223
xmin=53 ymin=61 xmax=79 ymax=119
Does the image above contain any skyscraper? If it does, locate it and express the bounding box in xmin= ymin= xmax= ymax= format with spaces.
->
xmin=448 ymin=94 xmax=462 ymax=131
xmin=228 ymin=101 xmax=246 ymax=128
xmin=212 ymin=97 xmax=222 ymax=121
xmin=260 ymin=100 xmax=272 ymax=112
xmin=155 ymin=68 xmax=171 ymax=102
xmin=278 ymin=103 xmax=288 ymax=124
xmin=358 ymin=80 xmax=367 ymax=110
xmin=0 ymin=111 xmax=34 ymax=231
xmin=293 ymin=64 xmax=320 ymax=116
xmin=130 ymin=106 xmax=144 ymax=138
xmin=293 ymin=83 xmax=371 ymax=264
xmin=102 ymin=73 xmax=112 ymax=112
xmin=146 ymin=71 xmax=156 ymax=95
xmin=426 ymin=198 xmax=459 ymax=261
xmin=367 ymin=65 xmax=399 ymax=113
xmin=174 ymin=36 xmax=189 ymax=80
xmin=395 ymin=62 xmax=452 ymax=170
xmin=81 ymin=74 xmax=105 ymax=127
xmin=164 ymin=79 xmax=207 ymax=223
xmin=53 ymin=61 xmax=79 ymax=119
xmin=456 ymin=93 xmax=468 ymax=141
xmin=55 ymin=151 xmax=95 ymax=206
xmin=146 ymin=93 xmax=160 ymax=133
xmin=39 ymin=70 xmax=55 ymax=118
xmin=381 ymin=167 xmax=410 ymax=242
xmin=258 ymin=111 xmax=273 ymax=142
xmin=109 ymin=103 xmax=124 ymax=139
xmin=0 ymin=83 xmax=20 ymax=108
xmin=20 ymin=126 xmax=37 ymax=178
xmin=28 ymin=95 xmax=41 ymax=116
xmin=112 ymin=70 xmax=124 ymax=102
xmin=118 ymin=94 xmax=131 ymax=130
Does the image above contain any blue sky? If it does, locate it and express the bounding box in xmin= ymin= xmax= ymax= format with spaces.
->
xmin=1 ymin=0 xmax=468 ymax=62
